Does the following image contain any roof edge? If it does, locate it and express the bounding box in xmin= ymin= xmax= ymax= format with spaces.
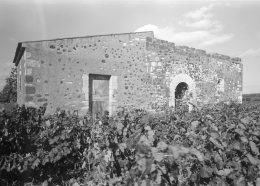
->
xmin=152 ymin=38 xmax=242 ymax=64
xmin=20 ymin=31 xmax=154 ymax=44
xmin=13 ymin=31 xmax=154 ymax=66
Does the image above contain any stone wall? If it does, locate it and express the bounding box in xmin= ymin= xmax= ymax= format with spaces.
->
xmin=145 ymin=38 xmax=242 ymax=110
xmin=19 ymin=32 xmax=155 ymax=114
xmin=16 ymin=31 xmax=242 ymax=115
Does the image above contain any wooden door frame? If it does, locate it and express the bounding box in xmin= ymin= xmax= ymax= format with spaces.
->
xmin=89 ymin=74 xmax=111 ymax=115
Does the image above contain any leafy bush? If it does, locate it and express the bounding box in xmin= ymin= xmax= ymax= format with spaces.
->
xmin=0 ymin=67 xmax=17 ymax=103
xmin=0 ymin=103 xmax=260 ymax=185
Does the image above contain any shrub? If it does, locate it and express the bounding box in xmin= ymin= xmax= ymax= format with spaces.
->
xmin=0 ymin=67 xmax=17 ymax=103
xmin=0 ymin=103 xmax=260 ymax=185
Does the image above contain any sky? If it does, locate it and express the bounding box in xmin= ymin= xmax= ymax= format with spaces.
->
xmin=0 ymin=0 xmax=260 ymax=94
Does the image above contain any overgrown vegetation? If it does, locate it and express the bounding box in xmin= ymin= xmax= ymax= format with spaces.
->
xmin=0 ymin=103 xmax=260 ymax=185
xmin=0 ymin=67 xmax=17 ymax=103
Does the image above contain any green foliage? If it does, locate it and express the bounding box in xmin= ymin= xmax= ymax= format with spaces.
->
xmin=0 ymin=67 xmax=17 ymax=103
xmin=0 ymin=103 xmax=260 ymax=185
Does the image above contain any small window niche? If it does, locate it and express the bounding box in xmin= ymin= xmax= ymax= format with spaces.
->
xmin=217 ymin=78 xmax=225 ymax=92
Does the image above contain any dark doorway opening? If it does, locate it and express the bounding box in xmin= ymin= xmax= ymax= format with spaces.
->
xmin=175 ymin=82 xmax=188 ymax=99
xmin=89 ymin=74 xmax=111 ymax=118
xmin=175 ymin=82 xmax=188 ymax=109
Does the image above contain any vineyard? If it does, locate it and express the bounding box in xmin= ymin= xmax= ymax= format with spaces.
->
xmin=0 ymin=103 xmax=260 ymax=186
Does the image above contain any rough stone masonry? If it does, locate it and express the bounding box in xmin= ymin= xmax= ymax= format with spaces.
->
xmin=13 ymin=31 xmax=242 ymax=115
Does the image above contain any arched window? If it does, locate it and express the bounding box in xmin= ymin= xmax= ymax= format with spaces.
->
xmin=217 ymin=78 xmax=224 ymax=92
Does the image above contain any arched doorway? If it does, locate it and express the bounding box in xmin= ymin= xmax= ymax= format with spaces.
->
xmin=175 ymin=82 xmax=189 ymax=109
xmin=175 ymin=82 xmax=188 ymax=99
xmin=169 ymin=73 xmax=196 ymax=111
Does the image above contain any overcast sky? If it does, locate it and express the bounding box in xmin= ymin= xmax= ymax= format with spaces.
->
xmin=0 ymin=0 xmax=260 ymax=93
